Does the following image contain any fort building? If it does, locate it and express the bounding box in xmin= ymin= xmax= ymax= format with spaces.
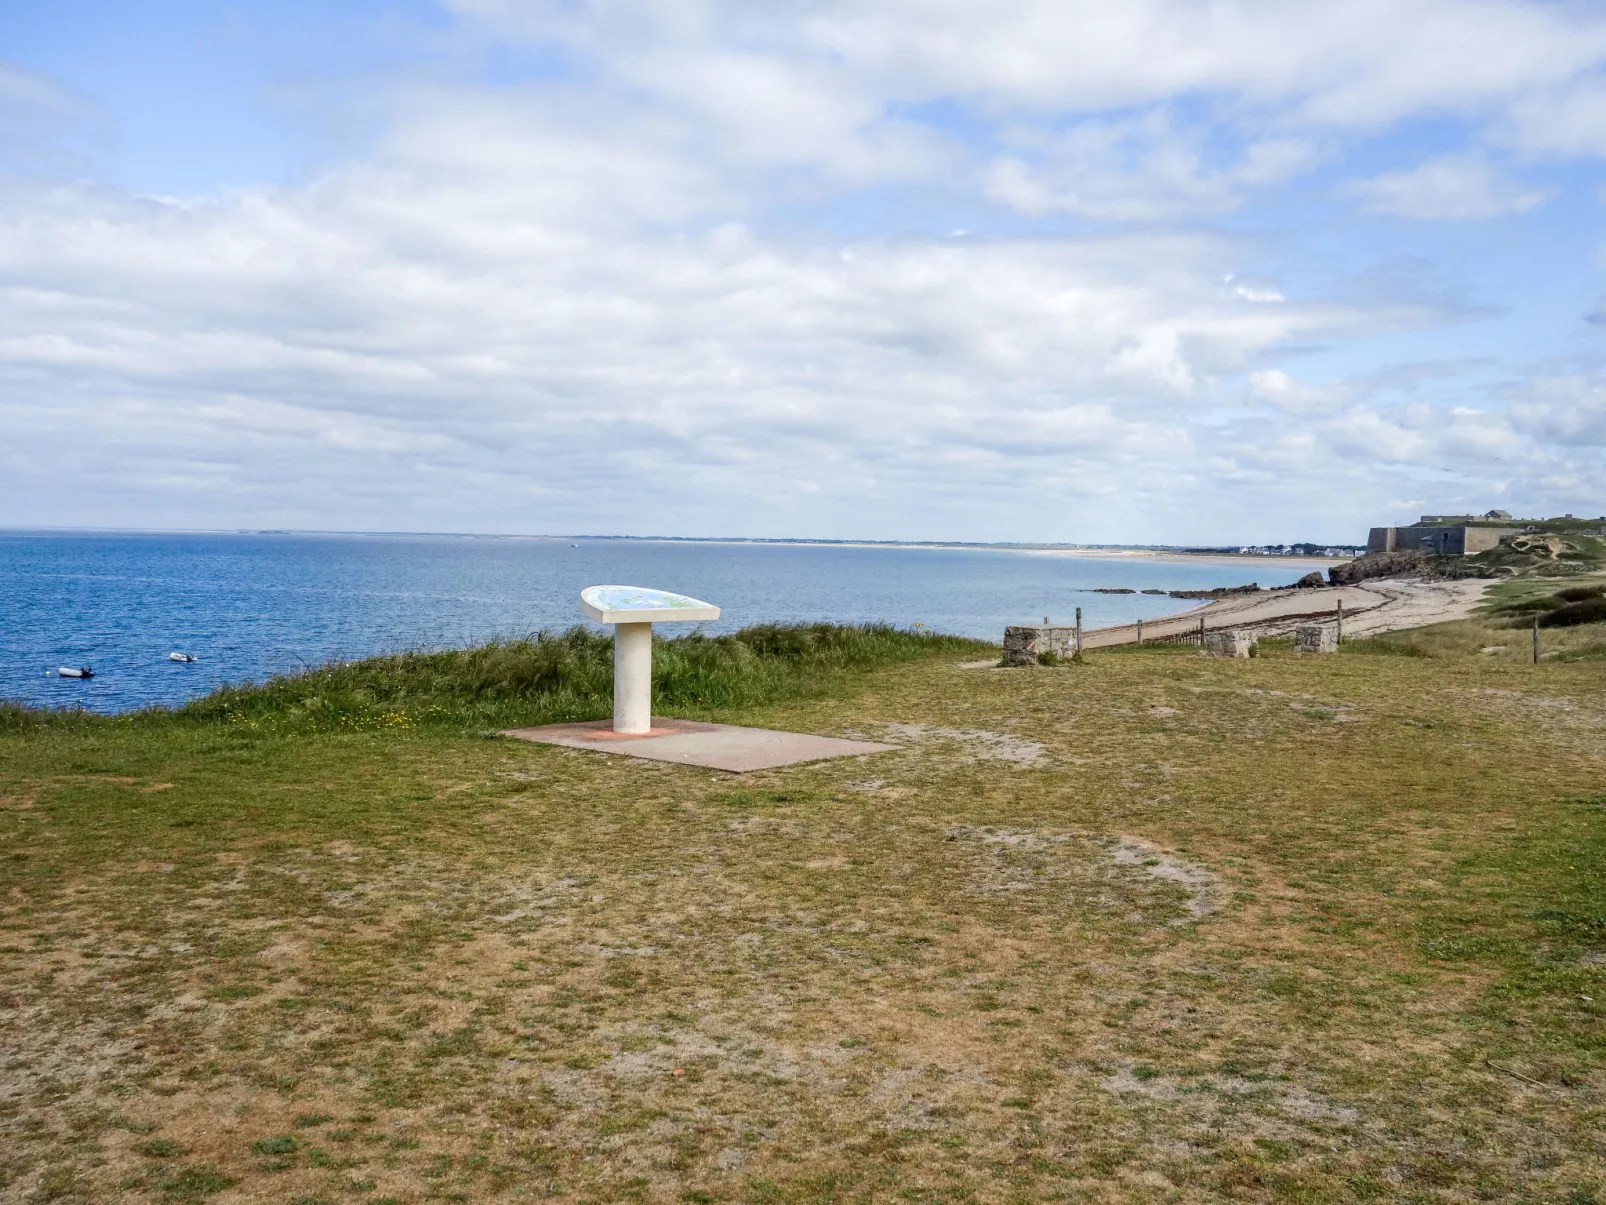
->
xmin=1366 ymin=524 xmax=1504 ymax=556
xmin=1366 ymin=508 xmax=1530 ymax=556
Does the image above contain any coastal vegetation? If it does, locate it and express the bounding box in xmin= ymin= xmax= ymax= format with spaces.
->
xmin=1489 ymin=584 xmax=1606 ymax=629
xmin=2 ymin=624 xmax=988 ymax=737
xmin=1351 ymin=574 xmax=1606 ymax=663
xmin=2 ymin=616 xmax=1605 ymax=1202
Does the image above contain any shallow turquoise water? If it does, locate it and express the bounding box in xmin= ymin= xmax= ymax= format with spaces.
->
xmin=0 ymin=531 xmax=1308 ymax=713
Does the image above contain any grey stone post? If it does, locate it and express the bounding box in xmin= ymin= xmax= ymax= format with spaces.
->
xmin=1075 ymin=607 xmax=1083 ymax=654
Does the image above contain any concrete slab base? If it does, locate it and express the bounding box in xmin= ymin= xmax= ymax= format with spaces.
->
xmin=499 ymin=717 xmax=900 ymax=773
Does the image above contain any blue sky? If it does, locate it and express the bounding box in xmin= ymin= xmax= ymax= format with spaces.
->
xmin=3 ymin=1 xmax=1606 ymax=543
xmin=1 ymin=2 xmax=454 ymax=189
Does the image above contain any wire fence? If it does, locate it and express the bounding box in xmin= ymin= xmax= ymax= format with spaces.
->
xmin=1110 ymin=607 xmax=1348 ymax=650
xmin=1141 ymin=626 xmax=1207 ymax=647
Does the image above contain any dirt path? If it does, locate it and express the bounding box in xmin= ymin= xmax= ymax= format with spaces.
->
xmin=1083 ymin=577 xmax=1490 ymax=647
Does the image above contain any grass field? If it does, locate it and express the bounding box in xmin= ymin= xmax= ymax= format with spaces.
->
xmin=2 ymin=622 xmax=1605 ymax=1203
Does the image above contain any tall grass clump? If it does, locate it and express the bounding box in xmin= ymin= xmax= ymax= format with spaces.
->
xmin=1335 ymin=635 xmax=1433 ymax=657
xmin=1331 ymin=613 xmax=1606 ymax=663
xmin=0 ymin=700 xmax=53 ymax=735
xmin=177 ymin=622 xmax=990 ymax=732
xmin=1537 ymin=595 xmax=1606 ymax=628
xmin=0 ymin=699 xmax=115 ymax=736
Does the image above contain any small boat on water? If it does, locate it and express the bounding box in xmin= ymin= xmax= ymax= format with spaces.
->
xmin=168 ymin=652 xmax=198 ymax=662
xmin=58 ymin=667 xmax=94 ymax=679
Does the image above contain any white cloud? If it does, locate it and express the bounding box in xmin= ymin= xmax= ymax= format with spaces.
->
xmin=0 ymin=147 xmax=1450 ymax=537
xmin=2 ymin=2 xmax=1606 ymax=539
xmin=1344 ymin=153 xmax=1552 ymax=220
xmin=456 ymin=0 xmax=1606 ymax=132
xmin=1498 ymin=78 xmax=1606 ymax=158
xmin=1316 ymin=404 xmax=1525 ymax=468
xmin=983 ymin=111 xmax=1322 ymax=220
xmin=445 ymin=0 xmax=1606 ymax=218
xmin=1248 ymin=369 xmax=1340 ymax=413
xmin=1510 ymin=376 xmax=1606 ymax=446
xmin=1228 ymin=276 xmax=1285 ymax=303
xmin=0 ymin=61 xmax=104 ymax=173
xmin=0 ymin=63 xmax=87 ymax=130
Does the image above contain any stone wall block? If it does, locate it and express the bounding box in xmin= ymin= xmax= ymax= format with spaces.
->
xmin=1203 ymin=630 xmax=1255 ymax=658
xmin=1294 ymin=625 xmax=1338 ymax=654
xmin=1002 ymin=625 xmax=1078 ymax=666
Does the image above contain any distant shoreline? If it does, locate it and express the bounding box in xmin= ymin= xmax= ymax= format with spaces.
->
xmin=741 ymin=542 xmax=1345 ymax=570
xmin=0 ymin=526 xmax=1352 ymax=569
xmin=1010 ymin=546 xmax=1343 ymax=569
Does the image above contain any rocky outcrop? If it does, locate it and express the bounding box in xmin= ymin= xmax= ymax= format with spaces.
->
xmin=1293 ymin=571 xmax=1326 ymax=589
xmin=1168 ymin=583 xmax=1261 ymax=600
xmin=1327 ymin=551 xmax=1427 ymax=585
xmin=1329 ymin=549 xmax=1501 ymax=585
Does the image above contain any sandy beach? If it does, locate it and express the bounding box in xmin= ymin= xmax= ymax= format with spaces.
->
xmin=1081 ymin=576 xmax=1489 ymax=647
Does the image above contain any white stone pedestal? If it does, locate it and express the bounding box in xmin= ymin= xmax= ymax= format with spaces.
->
xmin=580 ymin=586 xmax=721 ymax=734
xmin=612 ymin=621 xmax=654 ymax=734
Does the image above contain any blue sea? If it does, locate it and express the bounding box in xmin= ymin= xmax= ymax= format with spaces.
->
xmin=0 ymin=531 xmax=1315 ymax=713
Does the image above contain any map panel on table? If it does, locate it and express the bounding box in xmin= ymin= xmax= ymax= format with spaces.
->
xmin=580 ymin=585 xmax=721 ymax=625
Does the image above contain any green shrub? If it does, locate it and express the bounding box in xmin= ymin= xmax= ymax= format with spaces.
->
xmin=1538 ymin=597 xmax=1606 ymax=628
xmin=1554 ymin=585 xmax=1606 ymax=603
xmin=1495 ymin=596 xmax=1565 ymax=615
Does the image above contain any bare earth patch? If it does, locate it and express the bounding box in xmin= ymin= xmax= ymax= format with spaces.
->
xmin=881 ymin=722 xmax=1047 ymax=765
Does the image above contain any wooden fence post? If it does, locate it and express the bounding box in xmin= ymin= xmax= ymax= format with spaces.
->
xmin=1336 ymin=599 xmax=1344 ymax=646
xmin=1136 ymin=618 xmax=1143 ymax=645
xmin=1533 ymin=615 xmax=1539 ymax=665
xmin=1075 ymin=607 xmax=1083 ymax=654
